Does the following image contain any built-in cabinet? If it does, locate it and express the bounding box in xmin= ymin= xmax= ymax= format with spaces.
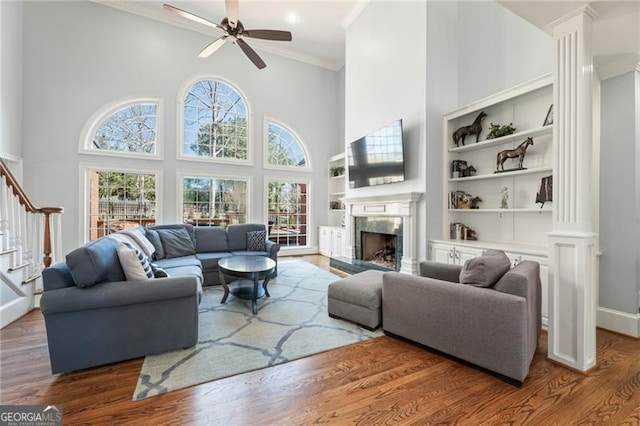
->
xmin=429 ymin=240 xmax=549 ymax=326
xmin=319 ymin=226 xmax=346 ymax=258
xmin=430 ymin=74 xmax=554 ymax=328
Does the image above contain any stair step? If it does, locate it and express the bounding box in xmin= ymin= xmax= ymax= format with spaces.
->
xmin=8 ymin=262 xmax=29 ymax=273
xmin=0 ymin=247 xmax=18 ymax=256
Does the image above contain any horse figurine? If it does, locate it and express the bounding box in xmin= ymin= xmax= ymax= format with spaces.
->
xmin=496 ymin=137 xmax=534 ymax=171
xmin=452 ymin=111 xmax=487 ymax=147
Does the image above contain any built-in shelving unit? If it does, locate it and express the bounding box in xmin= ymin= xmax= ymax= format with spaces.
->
xmin=328 ymin=153 xmax=346 ymax=227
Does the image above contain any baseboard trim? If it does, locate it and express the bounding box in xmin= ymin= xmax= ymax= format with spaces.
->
xmin=597 ymin=307 xmax=640 ymax=338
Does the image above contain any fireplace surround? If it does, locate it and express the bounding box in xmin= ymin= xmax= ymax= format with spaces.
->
xmin=331 ymin=192 xmax=422 ymax=275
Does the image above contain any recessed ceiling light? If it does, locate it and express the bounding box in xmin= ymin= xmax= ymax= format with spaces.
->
xmin=286 ymin=12 xmax=297 ymax=24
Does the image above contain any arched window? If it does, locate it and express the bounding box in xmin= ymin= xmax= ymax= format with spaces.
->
xmin=181 ymin=78 xmax=249 ymax=162
xmin=79 ymin=97 xmax=162 ymax=158
xmin=266 ymin=121 xmax=309 ymax=169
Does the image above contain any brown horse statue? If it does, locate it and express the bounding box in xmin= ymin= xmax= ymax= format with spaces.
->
xmin=452 ymin=111 xmax=487 ymax=147
xmin=496 ymin=137 xmax=534 ymax=171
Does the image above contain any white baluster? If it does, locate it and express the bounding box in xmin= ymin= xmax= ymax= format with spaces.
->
xmin=0 ymin=176 xmax=9 ymax=250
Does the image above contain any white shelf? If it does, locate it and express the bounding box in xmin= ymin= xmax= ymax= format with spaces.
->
xmin=449 ymin=125 xmax=552 ymax=153
xmin=329 ymin=209 xmax=345 ymax=212
xmin=330 ymin=175 xmax=345 ymax=180
xmin=331 ymin=191 xmax=346 ymax=196
xmin=449 ymin=208 xmax=552 ymax=213
xmin=449 ymin=166 xmax=552 ymax=182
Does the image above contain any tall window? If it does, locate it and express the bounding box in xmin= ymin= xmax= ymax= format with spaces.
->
xmin=182 ymin=78 xmax=249 ymax=161
xmin=266 ymin=121 xmax=309 ymax=168
xmin=267 ymin=180 xmax=308 ymax=247
xmin=182 ymin=176 xmax=248 ymax=226
xmin=80 ymin=98 xmax=162 ymax=158
xmin=88 ymin=170 xmax=158 ymax=240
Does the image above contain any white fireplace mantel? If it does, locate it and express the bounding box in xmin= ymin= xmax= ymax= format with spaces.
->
xmin=343 ymin=192 xmax=423 ymax=274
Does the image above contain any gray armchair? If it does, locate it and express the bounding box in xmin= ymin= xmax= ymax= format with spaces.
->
xmin=382 ymin=260 xmax=541 ymax=384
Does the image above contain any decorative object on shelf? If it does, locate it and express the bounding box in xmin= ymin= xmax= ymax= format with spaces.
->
xmin=452 ymin=111 xmax=487 ymax=147
xmin=501 ymin=187 xmax=509 ymax=209
xmin=450 ymin=222 xmax=477 ymax=240
xmin=329 ymin=201 xmax=344 ymax=210
xmin=486 ymin=122 xmax=517 ymax=140
xmin=451 ymin=160 xmax=477 ymax=178
xmin=495 ymin=137 xmax=534 ymax=172
xmin=543 ymin=104 xmax=553 ymax=126
xmin=330 ymin=166 xmax=345 ymax=177
xmin=448 ymin=191 xmax=481 ymax=209
xmin=535 ymin=175 xmax=553 ymax=207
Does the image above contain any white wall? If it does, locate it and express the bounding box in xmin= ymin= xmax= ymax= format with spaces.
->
xmin=0 ymin=0 xmax=23 ymax=159
xmin=456 ymin=1 xmax=554 ymax=106
xmin=21 ymin=1 xmax=341 ymax=255
xmin=345 ymin=1 xmax=428 ymax=259
xmin=599 ymin=71 xmax=639 ymax=315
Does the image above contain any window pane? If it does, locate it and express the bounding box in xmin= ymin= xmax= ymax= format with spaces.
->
xmin=92 ymin=103 xmax=158 ymax=154
xmin=267 ymin=180 xmax=308 ymax=247
xmin=267 ymin=122 xmax=307 ymax=167
xmin=183 ymin=80 xmax=248 ymax=160
xmin=183 ymin=176 xmax=248 ymax=226
xmin=88 ymin=170 xmax=157 ymax=240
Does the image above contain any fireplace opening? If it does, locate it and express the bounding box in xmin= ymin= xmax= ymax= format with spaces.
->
xmin=361 ymin=231 xmax=397 ymax=270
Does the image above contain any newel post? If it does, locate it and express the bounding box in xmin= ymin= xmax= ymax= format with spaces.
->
xmin=39 ymin=207 xmax=63 ymax=267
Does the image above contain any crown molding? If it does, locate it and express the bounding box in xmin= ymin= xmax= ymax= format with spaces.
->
xmin=547 ymin=4 xmax=599 ymax=31
xmin=341 ymin=0 xmax=370 ymax=29
xmin=596 ymin=53 xmax=640 ymax=81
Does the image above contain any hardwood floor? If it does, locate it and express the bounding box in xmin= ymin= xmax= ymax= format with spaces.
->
xmin=2 ymin=255 xmax=639 ymax=425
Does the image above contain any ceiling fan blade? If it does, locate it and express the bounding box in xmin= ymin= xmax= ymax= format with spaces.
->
xmin=163 ymin=4 xmax=224 ymax=31
xmin=225 ymin=0 xmax=240 ymax=29
xmin=236 ymin=38 xmax=266 ymax=69
xmin=198 ymin=36 xmax=228 ymax=58
xmin=243 ymin=29 xmax=292 ymax=42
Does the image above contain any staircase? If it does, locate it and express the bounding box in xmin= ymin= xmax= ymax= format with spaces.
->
xmin=0 ymin=157 xmax=63 ymax=328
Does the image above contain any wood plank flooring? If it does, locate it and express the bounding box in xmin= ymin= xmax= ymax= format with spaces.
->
xmin=1 ymin=255 xmax=639 ymax=425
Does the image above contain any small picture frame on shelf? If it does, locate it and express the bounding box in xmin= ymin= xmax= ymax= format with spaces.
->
xmin=543 ymin=104 xmax=553 ymax=126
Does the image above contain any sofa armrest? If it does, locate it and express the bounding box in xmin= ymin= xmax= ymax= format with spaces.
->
xmin=419 ymin=261 xmax=462 ymax=283
xmin=41 ymin=276 xmax=198 ymax=315
xmin=266 ymin=240 xmax=280 ymax=257
xmin=382 ymin=272 xmax=531 ymax=382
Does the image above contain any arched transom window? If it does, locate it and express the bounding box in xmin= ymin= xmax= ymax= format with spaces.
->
xmin=182 ymin=79 xmax=248 ymax=161
xmin=266 ymin=121 xmax=309 ymax=168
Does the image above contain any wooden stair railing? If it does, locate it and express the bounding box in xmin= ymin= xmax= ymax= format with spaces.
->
xmin=0 ymin=157 xmax=63 ymax=271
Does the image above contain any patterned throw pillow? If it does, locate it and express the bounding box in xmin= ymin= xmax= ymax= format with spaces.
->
xmin=117 ymin=242 xmax=154 ymax=280
xmin=150 ymin=263 xmax=169 ymax=278
xmin=246 ymin=230 xmax=267 ymax=252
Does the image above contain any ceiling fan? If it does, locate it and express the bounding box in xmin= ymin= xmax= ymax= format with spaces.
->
xmin=163 ymin=0 xmax=293 ymax=69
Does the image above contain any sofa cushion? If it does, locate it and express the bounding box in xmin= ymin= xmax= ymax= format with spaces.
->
xmin=148 ymin=224 xmax=196 ymax=247
xmin=144 ymin=229 xmax=165 ymax=260
xmin=246 ymin=230 xmax=267 ymax=252
xmin=231 ymin=251 xmax=269 ymax=257
xmin=227 ymin=224 xmax=266 ymax=251
xmin=459 ymin=249 xmax=511 ymax=287
xmin=194 ymin=226 xmax=229 ymax=253
xmin=152 ymin=255 xmax=201 ymax=270
xmin=118 ymin=227 xmax=155 ymax=258
xmin=158 ymin=228 xmax=196 ymax=258
xmin=195 ymin=252 xmax=233 ymax=270
xmin=66 ymin=237 xmax=126 ymax=287
xmin=117 ymin=242 xmax=154 ymax=281
xmin=42 ymin=263 xmax=75 ymax=291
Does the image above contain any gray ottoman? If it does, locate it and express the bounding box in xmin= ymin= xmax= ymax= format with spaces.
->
xmin=327 ymin=270 xmax=385 ymax=330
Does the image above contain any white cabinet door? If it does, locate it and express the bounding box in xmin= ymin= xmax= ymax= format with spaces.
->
xmin=318 ymin=227 xmax=331 ymax=256
xmin=455 ymin=246 xmax=483 ymax=265
xmin=331 ymin=229 xmax=345 ymax=257
xmin=431 ymin=243 xmax=454 ymax=264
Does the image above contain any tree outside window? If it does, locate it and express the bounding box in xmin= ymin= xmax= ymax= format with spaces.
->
xmin=183 ymin=79 xmax=248 ymax=161
xmin=267 ymin=180 xmax=308 ymax=247
xmin=182 ymin=176 xmax=248 ymax=226
xmin=89 ymin=171 xmax=157 ymax=240
xmin=267 ymin=121 xmax=308 ymax=168
xmin=92 ymin=102 xmax=158 ymax=154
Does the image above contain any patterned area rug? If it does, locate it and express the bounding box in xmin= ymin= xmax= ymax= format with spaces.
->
xmin=133 ymin=259 xmax=382 ymax=400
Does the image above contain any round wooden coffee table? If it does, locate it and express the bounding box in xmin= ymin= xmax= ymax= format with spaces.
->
xmin=218 ymin=256 xmax=277 ymax=315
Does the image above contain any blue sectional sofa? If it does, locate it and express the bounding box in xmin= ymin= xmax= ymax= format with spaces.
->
xmin=40 ymin=223 xmax=279 ymax=374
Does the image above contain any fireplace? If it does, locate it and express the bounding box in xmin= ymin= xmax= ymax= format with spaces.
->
xmin=361 ymin=231 xmax=397 ymax=269
xmin=330 ymin=192 xmax=422 ymax=275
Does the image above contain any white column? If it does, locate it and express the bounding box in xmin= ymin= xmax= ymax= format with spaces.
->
xmin=547 ymin=7 xmax=598 ymax=372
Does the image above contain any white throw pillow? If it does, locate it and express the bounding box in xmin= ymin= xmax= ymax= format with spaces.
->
xmin=117 ymin=242 xmax=154 ymax=281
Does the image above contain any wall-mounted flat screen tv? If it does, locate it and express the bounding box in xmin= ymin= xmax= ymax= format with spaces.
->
xmin=348 ymin=119 xmax=405 ymax=189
